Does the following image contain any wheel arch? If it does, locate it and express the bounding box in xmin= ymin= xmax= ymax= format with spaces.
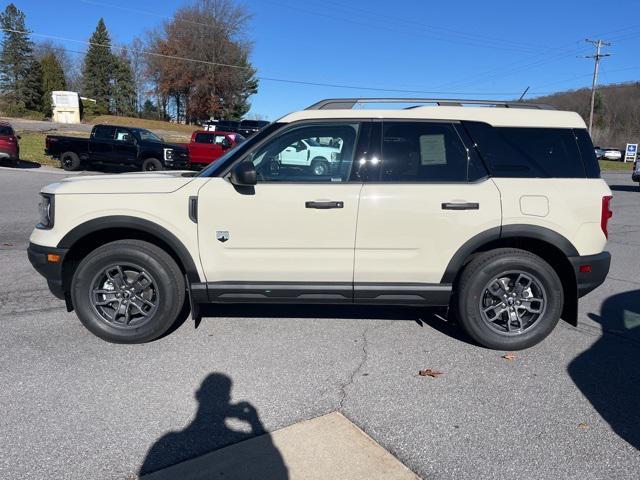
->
xmin=442 ymin=225 xmax=578 ymax=326
xmin=58 ymin=216 xmax=201 ymax=295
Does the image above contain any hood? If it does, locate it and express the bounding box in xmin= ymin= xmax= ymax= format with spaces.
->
xmin=42 ymin=170 xmax=197 ymax=195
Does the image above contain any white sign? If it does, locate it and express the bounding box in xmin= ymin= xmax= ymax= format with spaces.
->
xmin=624 ymin=143 xmax=637 ymax=163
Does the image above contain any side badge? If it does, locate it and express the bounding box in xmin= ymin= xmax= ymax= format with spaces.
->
xmin=216 ymin=231 xmax=229 ymax=243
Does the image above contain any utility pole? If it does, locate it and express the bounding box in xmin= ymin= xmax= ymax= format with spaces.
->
xmin=584 ymin=39 xmax=611 ymax=135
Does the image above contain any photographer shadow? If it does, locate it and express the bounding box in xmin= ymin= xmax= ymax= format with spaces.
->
xmin=568 ymin=290 xmax=640 ymax=450
xmin=139 ymin=372 xmax=288 ymax=479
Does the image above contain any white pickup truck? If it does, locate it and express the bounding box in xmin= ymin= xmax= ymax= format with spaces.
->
xmin=276 ymin=138 xmax=341 ymax=175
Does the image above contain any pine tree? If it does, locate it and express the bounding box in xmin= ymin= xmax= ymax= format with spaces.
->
xmin=227 ymin=53 xmax=258 ymax=120
xmin=82 ymin=18 xmax=113 ymax=114
xmin=111 ymin=53 xmax=136 ymax=116
xmin=0 ymin=3 xmax=41 ymax=113
xmin=40 ymin=52 xmax=66 ymax=116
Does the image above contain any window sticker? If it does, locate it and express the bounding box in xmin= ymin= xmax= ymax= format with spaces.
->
xmin=419 ymin=134 xmax=447 ymax=165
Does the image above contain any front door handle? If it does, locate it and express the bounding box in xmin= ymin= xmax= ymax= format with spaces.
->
xmin=441 ymin=202 xmax=479 ymax=210
xmin=305 ymin=201 xmax=344 ymax=209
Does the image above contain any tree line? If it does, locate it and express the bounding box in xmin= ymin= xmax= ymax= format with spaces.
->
xmin=534 ymin=83 xmax=640 ymax=148
xmin=0 ymin=0 xmax=258 ymax=123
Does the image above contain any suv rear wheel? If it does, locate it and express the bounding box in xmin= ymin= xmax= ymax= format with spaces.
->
xmin=455 ymin=248 xmax=563 ymax=350
xmin=71 ymin=239 xmax=185 ymax=343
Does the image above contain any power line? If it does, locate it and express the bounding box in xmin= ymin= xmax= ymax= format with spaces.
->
xmin=2 ymin=28 xmax=527 ymax=96
xmin=583 ymin=38 xmax=612 ymax=134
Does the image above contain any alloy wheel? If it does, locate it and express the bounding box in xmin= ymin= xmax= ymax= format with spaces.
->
xmin=478 ymin=270 xmax=547 ymax=336
xmin=89 ymin=264 xmax=159 ymax=328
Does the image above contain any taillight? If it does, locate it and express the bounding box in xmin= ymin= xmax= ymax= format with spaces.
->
xmin=601 ymin=195 xmax=613 ymax=239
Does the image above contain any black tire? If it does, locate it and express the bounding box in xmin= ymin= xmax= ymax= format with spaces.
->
xmin=10 ymin=157 xmax=19 ymax=168
xmin=71 ymin=239 xmax=185 ymax=343
xmin=61 ymin=151 xmax=81 ymax=171
xmin=142 ymin=158 xmax=163 ymax=171
xmin=454 ymin=248 xmax=563 ymax=350
xmin=310 ymin=157 xmax=329 ymax=176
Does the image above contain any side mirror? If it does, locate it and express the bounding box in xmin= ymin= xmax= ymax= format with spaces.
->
xmin=16 ymin=135 xmax=21 ymax=140
xmin=230 ymin=161 xmax=257 ymax=186
xmin=222 ymin=138 xmax=232 ymax=149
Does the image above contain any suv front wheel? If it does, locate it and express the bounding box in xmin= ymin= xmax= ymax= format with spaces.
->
xmin=71 ymin=239 xmax=185 ymax=343
xmin=455 ymin=248 xmax=563 ymax=350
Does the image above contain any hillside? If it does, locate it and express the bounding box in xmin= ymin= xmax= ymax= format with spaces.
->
xmin=532 ymin=82 xmax=640 ymax=148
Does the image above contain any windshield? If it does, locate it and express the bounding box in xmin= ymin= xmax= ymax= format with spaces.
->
xmin=305 ymin=138 xmax=322 ymax=147
xmin=136 ymin=129 xmax=162 ymax=142
xmin=198 ymin=122 xmax=284 ymax=177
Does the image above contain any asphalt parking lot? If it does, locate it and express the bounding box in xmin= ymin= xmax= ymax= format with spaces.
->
xmin=0 ymin=165 xmax=638 ymax=480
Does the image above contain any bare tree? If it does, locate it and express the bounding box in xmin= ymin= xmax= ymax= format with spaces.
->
xmin=144 ymin=0 xmax=257 ymax=123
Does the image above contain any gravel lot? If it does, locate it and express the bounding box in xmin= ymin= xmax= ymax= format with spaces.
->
xmin=0 ymin=166 xmax=638 ymax=479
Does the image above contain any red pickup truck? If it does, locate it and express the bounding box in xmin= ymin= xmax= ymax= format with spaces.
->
xmin=187 ymin=130 xmax=245 ymax=168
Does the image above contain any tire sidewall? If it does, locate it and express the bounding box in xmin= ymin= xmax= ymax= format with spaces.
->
xmin=459 ymin=254 xmax=563 ymax=350
xmin=142 ymin=158 xmax=163 ymax=171
xmin=311 ymin=157 xmax=328 ymax=175
xmin=61 ymin=152 xmax=80 ymax=171
xmin=72 ymin=245 xmax=182 ymax=343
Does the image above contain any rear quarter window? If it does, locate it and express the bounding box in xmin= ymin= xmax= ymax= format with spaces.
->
xmin=0 ymin=126 xmax=14 ymax=135
xmin=574 ymin=129 xmax=600 ymax=178
xmin=463 ymin=122 xmax=587 ymax=178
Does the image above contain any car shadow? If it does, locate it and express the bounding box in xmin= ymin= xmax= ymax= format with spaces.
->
xmin=197 ymin=303 xmax=474 ymax=345
xmin=0 ymin=159 xmax=41 ymax=169
xmin=139 ymin=372 xmax=288 ymax=479
xmin=609 ymin=184 xmax=639 ymax=192
xmin=568 ymin=290 xmax=640 ymax=450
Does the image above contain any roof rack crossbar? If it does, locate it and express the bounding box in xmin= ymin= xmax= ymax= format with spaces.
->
xmin=305 ymin=98 xmax=556 ymax=111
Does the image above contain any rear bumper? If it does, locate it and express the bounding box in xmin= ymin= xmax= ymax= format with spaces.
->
xmin=632 ymin=172 xmax=640 ymax=182
xmin=27 ymin=242 xmax=68 ymax=299
xmin=569 ymin=251 xmax=611 ymax=297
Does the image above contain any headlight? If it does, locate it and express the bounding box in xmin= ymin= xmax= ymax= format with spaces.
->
xmin=331 ymin=152 xmax=338 ymax=161
xmin=37 ymin=193 xmax=54 ymax=229
xmin=164 ymin=148 xmax=174 ymax=161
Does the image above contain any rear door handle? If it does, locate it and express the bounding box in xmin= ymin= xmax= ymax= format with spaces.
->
xmin=441 ymin=202 xmax=479 ymax=210
xmin=305 ymin=201 xmax=344 ymax=209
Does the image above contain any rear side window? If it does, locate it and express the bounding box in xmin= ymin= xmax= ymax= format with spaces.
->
xmin=194 ymin=133 xmax=213 ymax=144
xmin=574 ymin=129 xmax=600 ymax=178
xmin=379 ymin=122 xmax=470 ymax=182
xmin=0 ymin=126 xmax=13 ymax=135
xmin=93 ymin=125 xmax=116 ymax=140
xmin=464 ymin=122 xmax=586 ymax=178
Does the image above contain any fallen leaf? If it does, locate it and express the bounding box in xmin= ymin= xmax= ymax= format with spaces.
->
xmin=502 ymin=353 xmax=516 ymax=361
xmin=419 ymin=369 xmax=443 ymax=378
xmin=578 ymin=422 xmax=590 ymax=429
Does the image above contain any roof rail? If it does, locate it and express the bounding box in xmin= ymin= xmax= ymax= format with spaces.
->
xmin=305 ymin=98 xmax=556 ymax=111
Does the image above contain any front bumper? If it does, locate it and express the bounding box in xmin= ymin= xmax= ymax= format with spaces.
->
xmin=27 ymin=242 xmax=68 ymax=299
xmin=569 ymin=251 xmax=611 ymax=297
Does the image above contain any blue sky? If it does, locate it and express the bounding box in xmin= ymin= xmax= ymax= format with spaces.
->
xmin=10 ymin=0 xmax=640 ymax=119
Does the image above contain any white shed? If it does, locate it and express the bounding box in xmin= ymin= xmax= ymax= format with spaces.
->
xmin=51 ymin=91 xmax=81 ymax=124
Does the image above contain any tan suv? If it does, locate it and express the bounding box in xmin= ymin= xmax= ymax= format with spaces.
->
xmin=28 ymin=98 xmax=612 ymax=350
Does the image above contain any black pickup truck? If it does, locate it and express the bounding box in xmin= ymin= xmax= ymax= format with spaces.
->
xmin=45 ymin=125 xmax=189 ymax=171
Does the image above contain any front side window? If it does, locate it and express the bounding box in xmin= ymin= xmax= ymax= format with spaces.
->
xmin=137 ymin=129 xmax=161 ymax=142
xmin=249 ymin=123 xmax=360 ymax=183
xmin=114 ymin=128 xmax=133 ymax=142
xmin=379 ymin=122 xmax=469 ymax=182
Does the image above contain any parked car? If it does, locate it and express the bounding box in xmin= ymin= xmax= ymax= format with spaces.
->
xmin=202 ymin=119 xmax=240 ymax=133
xmin=632 ymin=159 xmax=640 ymax=187
xmin=238 ymin=120 xmax=270 ymax=137
xmin=601 ymin=148 xmax=623 ymax=161
xmin=594 ymin=146 xmax=605 ymax=159
xmin=0 ymin=121 xmax=20 ymax=167
xmin=187 ymin=130 xmax=245 ymax=168
xmin=45 ymin=125 xmax=188 ymax=171
xmin=28 ymin=97 xmax=611 ymax=351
